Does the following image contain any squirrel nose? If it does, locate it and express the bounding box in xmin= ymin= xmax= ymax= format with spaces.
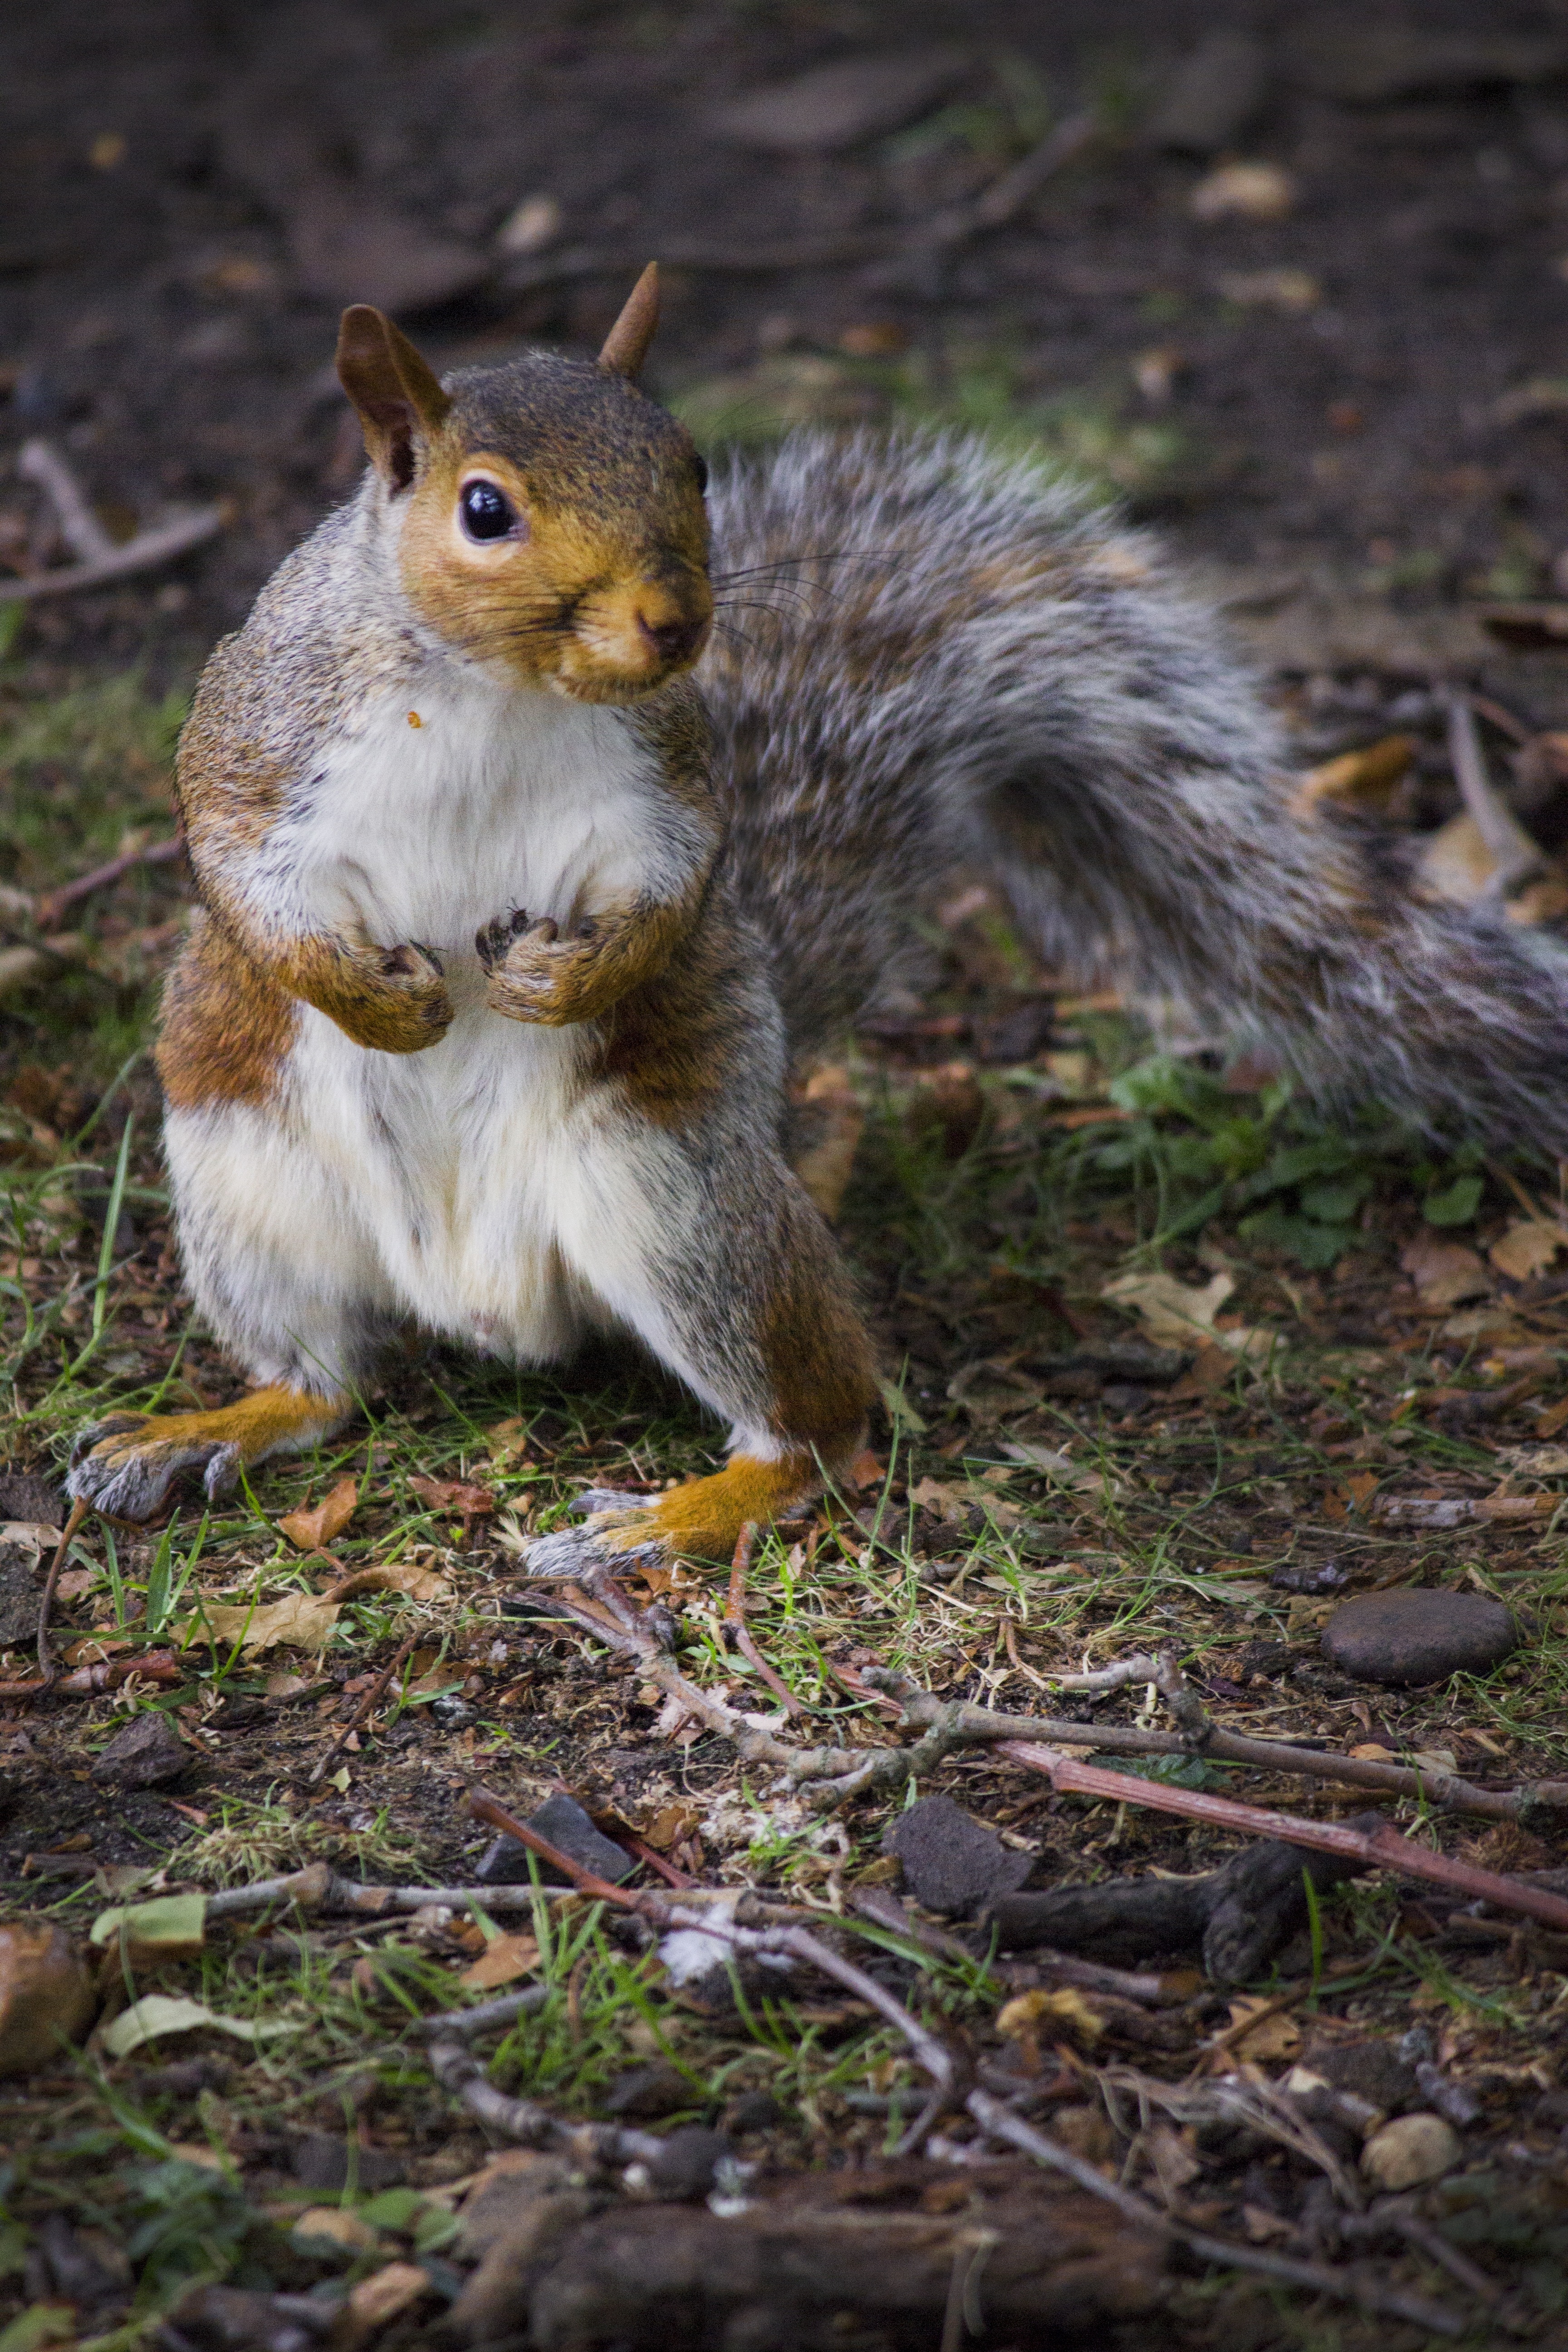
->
xmin=636 ymin=610 xmax=708 ymax=666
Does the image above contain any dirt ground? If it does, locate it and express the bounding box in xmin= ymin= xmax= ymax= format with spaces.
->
xmin=5 ymin=4 xmax=1568 ymax=2348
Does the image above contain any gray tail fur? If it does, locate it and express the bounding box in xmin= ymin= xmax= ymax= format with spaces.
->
xmin=702 ymin=427 xmax=1568 ymax=1153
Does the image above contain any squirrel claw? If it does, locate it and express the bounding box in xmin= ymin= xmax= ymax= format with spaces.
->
xmin=67 ymin=1420 xmax=242 ymax=1521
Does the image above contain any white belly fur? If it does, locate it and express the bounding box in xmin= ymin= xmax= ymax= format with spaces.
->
xmin=170 ymin=668 xmax=695 ymax=1371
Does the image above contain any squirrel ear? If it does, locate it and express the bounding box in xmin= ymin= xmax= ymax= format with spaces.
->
xmin=597 ymin=262 xmax=660 ymax=381
xmin=336 ymin=306 xmax=453 ymax=492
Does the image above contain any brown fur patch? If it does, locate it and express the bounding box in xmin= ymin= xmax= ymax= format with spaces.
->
xmin=276 ymin=933 xmax=452 ymax=1053
xmin=157 ymin=916 xmax=296 ymax=1111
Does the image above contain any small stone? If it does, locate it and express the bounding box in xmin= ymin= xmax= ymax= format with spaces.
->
xmin=289 ymin=2131 xmax=404 ymax=2194
xmin=1322 ymin=1589 xmax=1520 ymax=1687
xmin=1309 ymin=2038 xmax=1417 ymax=2116
xmin=476 ymin=1793 xmax=633 ymax=1887
xmin=885 ymin=1793 xmax=1032 ymax=1917
xmin=1147 ymin=32 xmax=1271 ymax=153
xmin=603 ymin=2061 xmax=691 ymax=2120
xmin=1361 ymin=2112 xmax=1460 ymax=2192
xmin=90 ymin=1710 xmax=189 ymax=1789
xmin=0 ymin=1548 xmax=39 ymax=1646
xmin=708 ymin=49 xmax=967 ymax=152
xmin=725 ymin=2090 xmax=784 ymax=2135
xmin=0 ymin=1472 xmax=64 ymax=1525
xmin=645 ymin=2125 xmax=730 ymax=2200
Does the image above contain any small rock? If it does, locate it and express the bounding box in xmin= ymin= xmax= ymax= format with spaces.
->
xmin=0 ymin=1922 xmax=97 ymax=2077
xmin=885 ymin=1793 xmax=1032 ymax=1917
xmin=725 ymin=2090 xmax=784 ymax=2135
xmin=288 ymin=2131 xmax=404 ymax=2194
xmin=1322 ymin=1589 xmax=1520 ymax=1687
xmin=645 ymin=2125 xmax=730 ymax=2200
xmin=159 ymin=2284 xmax=336 ymax=2350
xmin=1147 ymin=31 xmax=1271 ymax=153
xmin=1190 ymin=159 xmax=1295 ymax=223
xmin=0 ymin=1548 xmax=39 ymax=1646
xmin=476 ymin=1793 xmax=633 ymax=1887
xmin=91 ymin=1709 xmax=189 ymax=1789
xmin=1309 ymin=2038 xmax=1417 ymax=2115
xmin=604 ymin=2061 xmax=691 ymax=2120
xmin=708 ymin=48 xmax=967 ymax=152
xmin=1361 ymin=2112 xmax=1460 ymax=2192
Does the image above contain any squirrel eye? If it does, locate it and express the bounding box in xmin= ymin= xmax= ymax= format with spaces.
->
xmin=459 ymin=478 xmax=521 ymax=543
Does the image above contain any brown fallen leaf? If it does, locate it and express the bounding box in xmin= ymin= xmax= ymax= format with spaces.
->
xmin=459 ymin=1931 xmax=541 ymax=1991
xmin=199 ymin=1590 xmax=340 ymax=1653
xmin=409 ymin=1475 xmax=496 ymax=1522
xmin=323 ymin=1561 xmax=450 ymax=1605
xmin=1400 ymin=1233 xmax=1491 ymax=1310
xmin=1539 ymin=1395 xmax=1568 ymax=1441
xmin=996 ymin=1985 xmax=1104 ymax=2047
xmin=0 ymin=1922 xmax=97 ymax=2077
xmin=1225 ymin=1994 xmax=1302 ymax=2062
xmin=1167 ymin=1340 xmax=1239 ymax=1399
xmin=338 ymin=2263 xmax=431 ymax=2349
xmin=1291 ymin=733 xmax=1414 ymax=818
xmin=278 ymin=1474 xmax=359 ymax=1552
xmin=1490 ymin=1218 xmax=1566 ymax=1281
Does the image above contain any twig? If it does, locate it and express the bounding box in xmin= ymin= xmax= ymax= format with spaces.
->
xmin=1048 ymin=1651 xmax=1164 ymax=1694
xmin=994 ymin=1739 xmax=1568 ymax=1934
xmin=1445 ymin=693 xmax=1544 ymax=897
xmin=306 ymin=1634 xmax=416 ymax=1787
xmin=34 ymin=1496 xmax=87 ymax=1683
xmin=0 ymin=1646 xmax=180 ymax=1702
xmin=967 ymin=2092 xmax=1461 ymax=2335
xmin=415 ymin=1986 xmax=548 ymax=2038
xmin=500 ymin=113 xmax=1099 ymax=294
xmin=427 ymin=2035 xmax=669 ymax=2169
xmin=856 ymin=1664 xmax=1560 ymax=1825
xmin=34 ymin=837 xmax=182 ymax=934
xmin=723 ymin=1519 xmax=805 ymax=1716
xmin=202 ymin=1863 xmax=581 ymax=1921
xmin=1 ymin=436 xmax=225 ymax=605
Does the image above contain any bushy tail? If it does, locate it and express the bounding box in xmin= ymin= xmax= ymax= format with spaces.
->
xmin=704 ymin=427 xmax=1568 ymax=1154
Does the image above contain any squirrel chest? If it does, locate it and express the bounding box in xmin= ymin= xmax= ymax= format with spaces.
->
xmin=171 ymin=671 xmax=690 ymax=1357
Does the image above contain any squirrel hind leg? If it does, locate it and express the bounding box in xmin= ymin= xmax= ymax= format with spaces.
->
xmin=522 ymin=1450 xmax=820 ymax=1580
xmin=68 ymin=1386 xmax=348 ymax=1522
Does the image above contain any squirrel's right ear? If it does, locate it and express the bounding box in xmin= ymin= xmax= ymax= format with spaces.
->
xmin=336 ymin=306 xmax=453 ymax=492
xmin=597 ymin=263 xmax=660 ymax=381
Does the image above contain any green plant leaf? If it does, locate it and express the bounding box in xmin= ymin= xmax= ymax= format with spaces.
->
xmin=1424 ymin=1174 xmax=1484 ymax=1226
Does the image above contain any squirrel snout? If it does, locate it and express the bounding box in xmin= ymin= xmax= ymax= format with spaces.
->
xmin=636 ymin=609 xmax=708 ymax=666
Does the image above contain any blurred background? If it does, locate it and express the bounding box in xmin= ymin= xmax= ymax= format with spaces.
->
xmin=5 ymin=0 xmax=1568 ymax=686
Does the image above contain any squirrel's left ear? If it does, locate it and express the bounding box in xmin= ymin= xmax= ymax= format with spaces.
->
xmin=336 ymin=306 xmax=453 ymax=492
xmin=597 ymin=262 xmax=660 ymax=382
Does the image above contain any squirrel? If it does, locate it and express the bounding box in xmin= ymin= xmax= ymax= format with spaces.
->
xmin=67 ymin=263 xmax=1568 ymax=1569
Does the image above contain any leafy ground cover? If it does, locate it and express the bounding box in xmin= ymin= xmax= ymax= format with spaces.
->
xmin=0 ymin=657 xmax=1566 ymax=2348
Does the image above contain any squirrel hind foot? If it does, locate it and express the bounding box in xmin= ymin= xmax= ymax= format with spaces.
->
xmin=66 ymin=1387 xmax=345 ymax=1522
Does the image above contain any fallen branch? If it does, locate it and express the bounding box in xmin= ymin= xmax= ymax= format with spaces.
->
xmin=996 ymin=1739 xmax=1568 ymax=1935
xmin=2 ymin=439 xmax=225 ymax=604
xmin=33 ymin=836 xmax=183 ymax=934
xmin=0 ymin=1645 xmax=181 ymax=1702
xmin=34 ymin=1495 xmax=87 ymax=1682
xmin=858 ymin=1662 xmax=1564 ymax=1826
xmin=203 ymin=1862 xmax=580 ymax=1921
xmin=500 ymin=112 xmax=1098 ymax=293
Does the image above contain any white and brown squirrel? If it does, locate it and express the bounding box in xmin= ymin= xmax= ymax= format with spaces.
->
xmin=68 ymin=265 xmax=1568 ymax=1569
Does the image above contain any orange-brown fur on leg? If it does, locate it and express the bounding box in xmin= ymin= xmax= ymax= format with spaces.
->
xmin=69 ymin=1387 xmax=347 ymax=1521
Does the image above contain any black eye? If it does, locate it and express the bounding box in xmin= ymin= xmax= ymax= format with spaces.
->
xmin=460 ymin=479 xmax=519 ymax=542
xmin=692 ymin=453 xmax=709 ymax=494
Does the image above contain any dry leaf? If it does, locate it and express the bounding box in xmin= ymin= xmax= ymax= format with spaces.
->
xmin=459 ymin=1931 xmax=541 ymax=1990
xmin=643 ymin=1803 xmax=701 ymax=1851
xmin=485 ymin=1416 xmax=536 ymax=1467
xmin=1490 ymin=1218 xmax=1566 ymax=1280
xmin=54 ymin=1568 xmax=97 ymax=1599
xmin=846 ymin=1451 xmax=884 ymax=1491
xmin=1167 ymin=1340 xmax=1238 ymax=1399
xmin=1191 ymin=160 xmax=1295 ymax=221
xmin=99 ymin=1993 xmax=291 ymax=2058
xmin=1496 ymin=1444 xmax=1568 ymax=1475
xmin=338 ymin=2263 xmax=431 ymax=2348
xmin=294 ymin=2206 xmax=377 ymax=2252
xmin=324 ymin=1561 xmax=450 ymax=1605
xmin=278 ymin=1474 xmax=359 ymax=1552
xmin=0 ymin=1923 xmax=97 ymax=2077
xmin=1103 ymin=1269 xmax=1272 ymax=1356
xmin=1292 ymin=734 xmax=1415 ymax=818
xmin=409 ymin=1474 xmax=496 ymax=1519
xmin=1145 ymin=2122 xmax=1202 ymax=2200
xmin=995 ymin=1986 xmax=1104 ymax=2046
xmin=1399 ymin=1233 xmax=1491 ymax=1309
xmin=1225 ymin=1995 xmax=1301 ymax=2062
xmin=199 ymin=1589 xmax=340 ymax=1653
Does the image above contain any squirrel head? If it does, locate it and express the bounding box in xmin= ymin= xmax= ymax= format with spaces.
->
xmin=336 ymin=266 xmax=713 ymax=704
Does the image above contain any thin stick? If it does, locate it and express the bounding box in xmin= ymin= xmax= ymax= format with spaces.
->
xmin=995 ymin=1740 xmax=1568 ymax=1934
xmin=0 ymin=1644 xmax=180 ymax=1702
xmin=35 ymin=1495 xmax=87 ymax=1682
xmin=724 ymin=1519 xmax=804 ymax=1716
xmin=0 ymin=508 xmax=226 ymax=605
xmin=18 ymin=439 xmax=117 ymax=563
xmin=34 ymin=837 xmax=182 ymax=933
xmin=306 ymin=1634 xmax=415 ymax=1787
xmin=856 ymin=1666 xmax=1558 ymax=1825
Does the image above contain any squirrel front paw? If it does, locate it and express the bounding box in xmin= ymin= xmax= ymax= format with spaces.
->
xmin=476 ymin=906 xmax=608 ymax=1026
xmin=335 ymin=937 xmax=453 ymax=1052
